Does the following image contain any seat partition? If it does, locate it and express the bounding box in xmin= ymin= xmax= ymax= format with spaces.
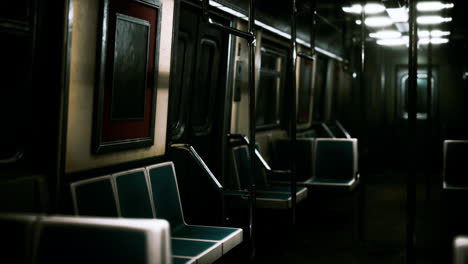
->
xmin=0 ymin=213 xmax=38 ymax=264
xmin=453 ymin=236 xmax=468 ymax=264
xmin=0 ymin=213 xmax=171 ymax=264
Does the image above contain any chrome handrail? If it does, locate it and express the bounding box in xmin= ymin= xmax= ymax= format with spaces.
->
xmin=170 ymin=144 xmax=222 ymax=191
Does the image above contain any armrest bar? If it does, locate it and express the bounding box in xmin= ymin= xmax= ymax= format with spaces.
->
xmin=335 ymin=120 xmax=351 ymax=139
xmin=320 ymin=122 xmax=336 ymax=138
xmin=170 ymin=144 xmax=223 ymax=191
xmin=0 ymin=149 xmax=23 ymax=164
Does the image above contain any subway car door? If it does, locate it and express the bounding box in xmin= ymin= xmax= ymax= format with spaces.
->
xmin=0 ymin=2 xmax=65 ymax=213
xmin=168 ymin=2 xmax=230 ymax=224
xmin=396 ymin=67 xmax=437 ymax=169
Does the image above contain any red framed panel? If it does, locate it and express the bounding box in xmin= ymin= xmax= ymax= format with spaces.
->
xmin=93 ymin=0 xmax=162 ymax=153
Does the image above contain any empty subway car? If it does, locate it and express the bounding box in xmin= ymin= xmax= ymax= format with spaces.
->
xmin=1 ymin=0 xmax=468 ymax=263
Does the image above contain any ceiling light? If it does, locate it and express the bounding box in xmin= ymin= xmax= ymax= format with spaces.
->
xmin=417 ymin=1 xmax=454 ymax=12
xmin=355 ymin=20 xmax=362 ymax=25
xmin=364 ymin=3 xmax=386 ymax=14
xmin=431 ymin=38 xmax=449 ymax=44
xmin=377 ymin=38 xmax=408 ymax=46
xmin=419 ymin=37 xmax=449 ymax=44
xmin=343 ymin=4 xmax=362 ymax=14
xmin=370 ymin=30 xmax=402 ymax=39
xmin=418 ymin=30 xmax=430 ymax=37
xmin=419 ymin=30 xmax=451 ymax=37
xmin=343 ymin=3 xmax=386 ymax=14
xmin=431 ymin=30 xmax=450 ymax=37
xmin=365 ymin=17 xmax=393 ymax=27
xmin=386 ymin=7 xmax=409 ymax=23
xmin=417 ymin=16 xmax=452 ymax=25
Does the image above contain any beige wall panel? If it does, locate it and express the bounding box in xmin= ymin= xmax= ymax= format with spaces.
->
xmin=66 ymin=0 xmax=174 ymax=173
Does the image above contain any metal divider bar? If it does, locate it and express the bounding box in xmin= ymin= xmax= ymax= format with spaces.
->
xmin=170 ymin=144 xmax=223 ymax=191
xmin=289 ymin=0 xmax=298 ymax=228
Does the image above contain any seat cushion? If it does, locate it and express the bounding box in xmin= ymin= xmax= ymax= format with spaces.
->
xmin=171 ymin=238 xmax=222 ymax=264
xmin=173 ymin=225 xmax=241 ymax=241
xmin=173 ymin=225 xmax=243 ymax=254
xmin=173 ymin=256 xmax=195 ymax=264
xmin=304 ymin=177 xmax=359 ymax=192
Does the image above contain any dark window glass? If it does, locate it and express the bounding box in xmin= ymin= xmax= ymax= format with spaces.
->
xmin=192 ymin=39 xmax=218 ymax=130
xmin=313 ymin=56 xmax=328 ymax=121
xmin=403 ymin=75 xmax=431 ymax=119
xmin=297 ymin=58 xmax=313 ymax=124
xmin=256 ymin=46 xmax=286 ymax=128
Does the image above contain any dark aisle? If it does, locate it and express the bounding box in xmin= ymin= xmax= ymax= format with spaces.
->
xmin=236 ymin=170 xmax=448 ymax=264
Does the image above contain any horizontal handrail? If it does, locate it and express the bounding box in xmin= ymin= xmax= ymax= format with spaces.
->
xmin=201 ymin=0 xmax=255 ymax=43
xmin=297 ymin=52 xmax=315 ymax=61
xmin=170 ymin=144 xmax=223 ymax=191
xmin=0 ymin=150 xmax=24 ymax=165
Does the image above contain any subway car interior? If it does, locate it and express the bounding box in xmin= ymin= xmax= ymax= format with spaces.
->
xmin=1 ymin=0 xmax=468 ymax=263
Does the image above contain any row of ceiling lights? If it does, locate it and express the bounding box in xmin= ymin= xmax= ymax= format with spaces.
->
xmin=343 ymin=1 xmax=453 ymax=46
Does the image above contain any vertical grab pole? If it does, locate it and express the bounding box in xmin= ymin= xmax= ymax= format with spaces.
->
xmin=426 ymin=28 xmax=433 ymax=201
xmin=358 ymin=0 xmax=367 ymax=246
xmin=360 ymin=0 xmax=366 ymax=117
xmin=247 ymin=0 xmax=257 ymax=257
xmin=407 ymin=0 xmax=418 ymax=263
xmin=289 ymin=0 xmax=298 ymax=228
xmin=310 ymin=0 xmax=317 ymax=57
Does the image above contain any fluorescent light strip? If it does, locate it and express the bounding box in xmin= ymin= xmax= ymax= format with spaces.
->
xmin=417 ymin=1 xmax=454 ymax=12
xmin=417 ymin=16 xmax=452 ymax=25
xmin=369 ymin=30 xmax=402 ymax=39
xmin=208 ymin=0 xmax=344 ymax=62
xmin=365 ymin=16 xmax=393 ymax=27
xmin=419 ymin=37 xmax=449 ymax=44
xmin=377 ymin=38 xmax=408 ymax=46
xmin=418 ymin=30 xmax=451 ymax=37
xmin=342 ymin=3 xmax=386 ymax=14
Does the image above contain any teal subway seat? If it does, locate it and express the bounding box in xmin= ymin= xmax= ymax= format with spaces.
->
xmin=230 ymin=144 xmax=308 ymax=209
xmin=146 ymin=162 xmax=243 ymax=259
xmin=272 ymin=138 xmax=359 ymax=192
xmin=443 ymin=140 xmax=468 ymax=190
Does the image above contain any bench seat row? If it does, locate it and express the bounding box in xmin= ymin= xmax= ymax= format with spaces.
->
xmin=71 ymin=161 xmax=243 ymax=264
